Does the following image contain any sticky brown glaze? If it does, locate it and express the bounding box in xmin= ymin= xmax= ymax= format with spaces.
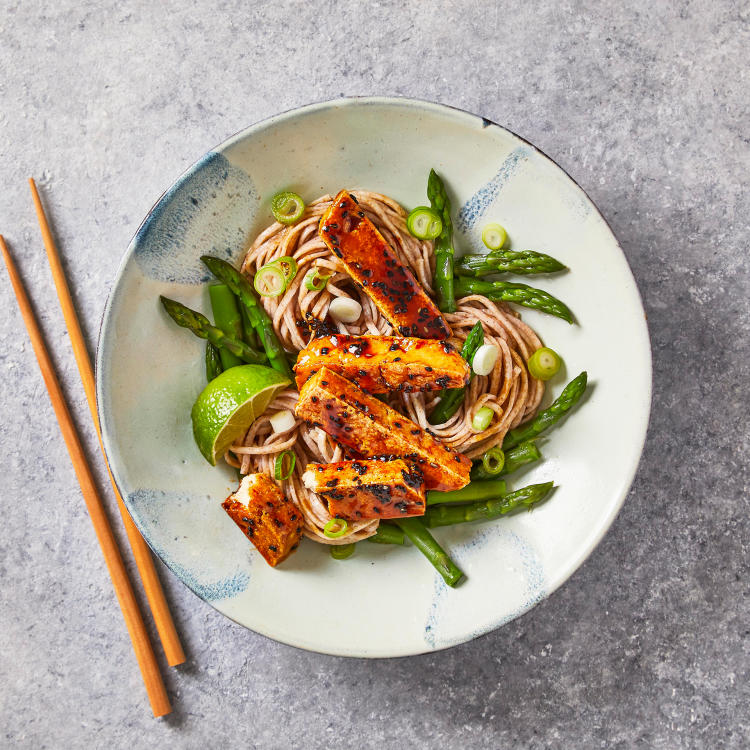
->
xmin=222 ymin=474 xmax=303 ymax=567
xmin=319 ymin=190 xmax=451 ymax=339
xmin=295 ymin=368 xmax=471 ymax=492
xmin=302 ymin=459 xmax=425 ymax=520
xmin=294 ymin=334 xmax=470 ymax=393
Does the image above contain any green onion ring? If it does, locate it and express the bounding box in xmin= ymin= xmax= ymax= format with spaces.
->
xmin=406 ymin=206 xmax=443 ymax=240
xmin=303 ymin=268 xmax=331 ymax=292
xmin=254 ymin=263 xmax=287 ymax=297
xmin=273 ymin=450 xmax=296 ymax=481
xmin=481 ymin=446 xmax=505 ymax=475
xmin=472 ymin=406 xmax=494 ymax=432
xmin=270 ymin=255 xmax=298 ymax=283
xmin=323 ymin=518 xmax=349 ymax=539
xmin=528 ymin=347 xmax=562 ymax=381
xmin=270 ymin=191 xmax=305 ymax=225
xmin=481 ymin=223 xmax=508 ymax=250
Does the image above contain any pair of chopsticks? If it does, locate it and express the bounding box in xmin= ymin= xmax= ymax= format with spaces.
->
xmin=0 ymin=180 xmax=186 ymax=717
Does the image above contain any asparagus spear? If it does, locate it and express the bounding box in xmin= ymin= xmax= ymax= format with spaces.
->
xmin=470 ymin=440 xmax=542 ymax=480
xmin=160 ymin=296 xmax=267 ymax=364
xmin=205 ymin=343 xmax=223 ymax=382
xmin=428 ymin=320 xmax=484 ymax=425
xmin=427 ymin=169 xmax=457 ymax=313
xmin=209 ymin=283 xmax=245 ymax=369
xmin=395 ymin=518 xmax=464 ymax=587
xmin=424 ymin=482 xmax=554 ymax=527
xmin=366 ymin=523 xmax=406 ymax=545
xmin=454 ymin=277 xmax=574 ymax=323
xmin=456 ymin=249 xmax=567 ymax=277
xmin=200 ymin=255 xmax=294 ymax=381
xmin=503 ymin=372 xmax=588 ymax=450
xmin=239 ymin=303 xmax=261 ymax=350
xmin=426 ymin=479 xmax=506 ymax=506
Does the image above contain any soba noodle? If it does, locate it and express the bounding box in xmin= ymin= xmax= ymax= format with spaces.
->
xmin=226 ymin=191 xmax=545 ymax=544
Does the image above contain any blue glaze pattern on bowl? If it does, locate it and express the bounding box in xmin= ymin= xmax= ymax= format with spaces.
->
xmin=455 ymin=146 xmax=530 ymax=233
xmin=134 ymin=151 xmax=259 ymax=285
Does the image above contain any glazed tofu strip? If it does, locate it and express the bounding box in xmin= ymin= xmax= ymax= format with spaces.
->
xmin=319 ymin=190 xmax=452 ymax=339
xmin=222 ymin=474 xmax=303 ymax=567
xmin=302 ymin=459 xmax=426 ymax=520
xmin=295 ymin=368 xmax=471 ymax=492
xmin=294 ymin=334 xmax=470 ymax=393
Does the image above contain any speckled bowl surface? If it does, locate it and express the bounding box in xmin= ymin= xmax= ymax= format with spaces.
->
xmin=96 ymin=97 xmax=651 ymax=657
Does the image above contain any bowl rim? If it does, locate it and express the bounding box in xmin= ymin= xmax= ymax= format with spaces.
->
xmin=95 ymin=95 xmax=653 ymax=657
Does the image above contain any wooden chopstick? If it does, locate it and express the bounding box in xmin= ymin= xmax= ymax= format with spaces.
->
xmin=29 ymin=179 xmax=186 ymax=668
xmin=0 ymin=235 xmax=171 ymax=718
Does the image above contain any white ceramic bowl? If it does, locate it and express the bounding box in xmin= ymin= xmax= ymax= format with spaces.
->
xmin=96 ymin=97 xmax=651 ymax=657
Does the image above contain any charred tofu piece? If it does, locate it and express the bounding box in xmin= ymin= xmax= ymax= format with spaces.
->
xmin=294 ymin=334 xmax=470 ymax=393
xmin=295 ymin=368 xmax=471 ymax=492
xmin=319 ymin=190 xmax=451 ymax=339
xmin=222 ymin=473 xmax=303 ymax=567
xmin=302 ymin=459 xmax=426 ymax=520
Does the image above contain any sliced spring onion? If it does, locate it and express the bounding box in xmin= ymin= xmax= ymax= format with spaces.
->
xmin=407 ymin=206 xmax=443 ymax=240
xmin=303 ymin=268 xmax=330 ymax=292
xmin=472 ymin=343 xmax=500 ymax=376
xmin=269 ymin=409 xmax=295 ymax=434
xmin=328 ymin=297 xmax=362 ymax=323
xmin=528 ymin=347 xmax=562 ymax=381
xmin=254 ymin=263 xmax=287 ymax=297
xmin=330 ymin=543 xmax=355 ymax=560
xmin=472 ymin=406 xmax=494 ymax=432
xmin=271 ymin=191 xmax=305 ymax=224
xmin=323 ymin=518 xmax=348 ymax=539
xmin=274 ymin=450 xmax=296 ymax=481
xmin=481 ymin=223 xmax=508 ymax=250
xmin=481 ymin=446 xmax=505 ymax=475
xmin=270 ymin=255 xmax=298 ymax=283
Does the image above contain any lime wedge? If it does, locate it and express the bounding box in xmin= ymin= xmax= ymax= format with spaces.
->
xmin=191 ymin=365 xmax=290 ymax=465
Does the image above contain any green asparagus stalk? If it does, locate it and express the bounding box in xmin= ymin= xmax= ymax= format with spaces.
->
xmin=500 ymin=440 xmax=542 ymax=474
xmin=366 ymin=523 xmax=406 ymax=545
xmin=454 ymin=277 xmax=574 ymax=323
xmin=503 ymin=372 xmax=588 ymax=450
xmin=395 ymin=518 xmax=464 ymax=587
xmin=456 ymin=249 xmax=567 ymax=277
xmin=200 ymin=255 xmax=294 ymax=381
xmin=239 ymin=304 xmax=261 ymax=350
xmin=427 ymin=169 xmax=457 ymax=313
xmin=428 ymin=321 xmax=484 ymax=425
xmin=209 ymin=283 xmax=245 ymax=369
xmin=159 ymin=296 xmax=267 ymax=364
xmin=426 ymin=479 xmax=506 ymax=506
xmin=205 ymin=343 xmax=223 ymax=382
xmin=424 ymin=482 xmax=554 ymax=527
xmin=470 ymin=440 xmax=542 ymax=480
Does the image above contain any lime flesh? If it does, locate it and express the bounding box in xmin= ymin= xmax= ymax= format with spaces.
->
xmin=191 ymin=365 xmax=290 ymax=465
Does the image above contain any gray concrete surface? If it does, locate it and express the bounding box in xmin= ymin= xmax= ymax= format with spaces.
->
xmin=1 ymin=1 xmax=748 ymax=748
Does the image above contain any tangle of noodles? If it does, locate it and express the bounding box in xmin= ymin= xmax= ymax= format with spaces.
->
xmin=226 ymin=191 xmax=545 ymax=545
